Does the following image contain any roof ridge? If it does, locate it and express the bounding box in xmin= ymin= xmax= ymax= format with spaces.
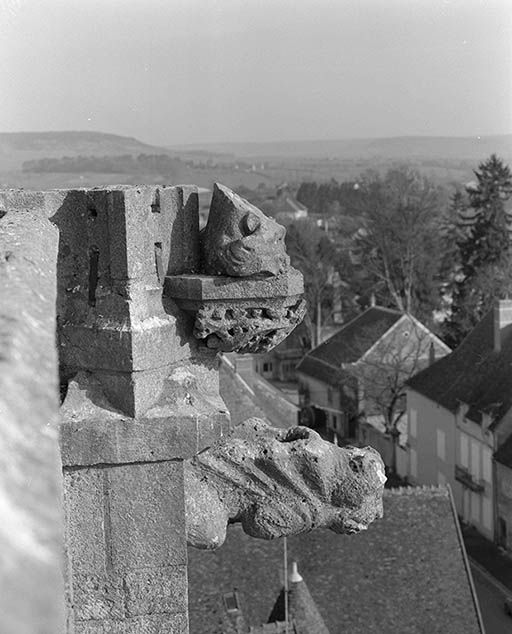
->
xmin=308 ymin=305 xmax=400 ymax=353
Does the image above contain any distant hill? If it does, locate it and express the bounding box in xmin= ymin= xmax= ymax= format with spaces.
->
xmin=171 ymin=134 xmax=512 ymax=162
xmin=2 ymin=130 xmax=512 ymax=192
xmin=0 ymin=131 xmax=172 ymax=171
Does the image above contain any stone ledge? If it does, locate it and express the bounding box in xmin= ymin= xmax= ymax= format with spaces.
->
xmin=165 ymin=267 xmax=303 ymax=301
xmin=60 ymin=413 xmax=229 ymax=467
xmin=60 ymin=370 xmax=230 ymax=466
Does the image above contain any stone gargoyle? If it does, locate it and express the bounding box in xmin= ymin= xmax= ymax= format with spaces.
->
xmin=184 ymin=418 xmax=386 ymax=549
xmin=200 ymin=183 xmax=290 ymax=277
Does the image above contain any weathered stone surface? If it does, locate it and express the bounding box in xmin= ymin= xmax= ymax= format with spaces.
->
xmin=49 ymin=185 xmax=200 ymax=417
xmin=60 ymin=368 xmax=230 ymax=466
xmin=64 ymin=468 xmax=106 ymax=575
xmin=74 ymin=613 xmax=188 ymax=634
xmin=194 ymin=296 xmax=307 ymax=353
xmin=0 ymin=205 xmax=65 ymax=633
xmin=185 ymin=418 xmax=386 ymax=549
xmin=63 ymin=460 xmax=189 ymax=630
xmin=73 ymin=574 xmax=125 ymax=621
xmin=124 ymin=566 xmax=188 ymax=617
xmin=107 ymin=461 xmax=187 ymax=570
xmin=201 ymin=183 xmax=290 ymax=277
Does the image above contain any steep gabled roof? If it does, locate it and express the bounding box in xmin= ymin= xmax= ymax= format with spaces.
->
xmin=188 ymin=486 xmax=483 ymax=634
xmin=296 ymin=307 xmax=402 ymax=382
xmin=267 ymin=564 xmax=330 ymax=634
xmin=407 ymin=310 xmax=512 ymax=425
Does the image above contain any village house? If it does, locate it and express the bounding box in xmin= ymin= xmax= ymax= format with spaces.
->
xmin=406 ymin=300 xmax=512 ymax=544
xmin=494 ymin=436 xmax=512 ymax=549
xmin=272 ymin=183 xmax=308 ymax=223
xmin=253 ymin=321 xmax=311 ymax=386
xmin=296 ymin=306 xmax=449 ymax=474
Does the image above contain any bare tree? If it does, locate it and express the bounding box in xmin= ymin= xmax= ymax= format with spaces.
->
xmin=346 ymin=318 xmax=436 ymax=473
xmin=285 ymin=219 xmax=344 ymax=346
xmin=352 ymin=167 xmax=444 ymax=322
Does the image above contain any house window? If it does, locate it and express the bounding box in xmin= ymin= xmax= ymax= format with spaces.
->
xmin=482 ymin=446 xmax=492 ymax=483
xmin=327 ymin=387 xmax=333 ymax=405
xmin=471 ymin=440 xmax=480 ymax=480
xmin=332 ymin=414 xmax=337 ymax=430
xmin=471 ymin=491 xmax=480 ymax=524
xmin=482 ymin=497 xmax=492 ymax=531
xmin=460 ymin=433 xmax=469 ymax=468
xmin=343 ymin=384 xmax=355 ymax=400
xmin=263 ymin=362 xmax=272 ymax=373
xmin=436 ymin=429 xmax=446 ymax=461
xmin=409 ymin=409 xmax=417 ymax=438
xmin=410 ymin=448 xmax=417 ymax=479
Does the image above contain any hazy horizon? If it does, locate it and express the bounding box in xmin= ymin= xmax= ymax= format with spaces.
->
xmin=2 ymin=0 xmax=511 ymax=146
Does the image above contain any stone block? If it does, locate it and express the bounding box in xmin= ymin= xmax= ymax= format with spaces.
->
xmin=107 ymin=462 xmax=187 ymax=571
xmin=166 ymin=267 xmax=304 ymax=301
xmin=73 ymin=574 xmax=125 ymax=621
xmin=60 ymin=367 xmax=229 ymax=466
xmin=124 ymin=566 xmax=188 ymax=617
xmin=161 ymin=185 xmax=200 ymax=276
xmin=63 ymin=468 xmax=107 ymax=575
xmin=74 ymin=613 xmax=188 ymax=634
xmin=60 ymin=411 xmax=229 ymax=466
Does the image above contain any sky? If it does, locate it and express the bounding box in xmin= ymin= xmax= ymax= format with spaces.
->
xmin=1 ymin=0 xmax=511 ymax=146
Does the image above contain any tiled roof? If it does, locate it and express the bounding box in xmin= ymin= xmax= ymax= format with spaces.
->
xmin=219 ymin=358 xmax=267 ymax=426
xmin=188 ymin=487 xmax=483 ymax=634
xmin=220 ymin=356 xmax=298 ymax=429
xmin=495 ymin=433 xmax=512 ymax=468
xmin=407 ymin=310 xmax=512 ymax=425
xmin=296 ymin=356 xmax=348 ymax=386
xmin=296 ymin=307 xmax=402 ymax=380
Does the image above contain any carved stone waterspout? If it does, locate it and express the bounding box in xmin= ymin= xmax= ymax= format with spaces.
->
xmin=184 ymin=418 xmax=386 ymax=549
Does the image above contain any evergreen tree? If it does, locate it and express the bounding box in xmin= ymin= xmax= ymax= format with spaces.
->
xmin=443 ymin=155 xmax=512 ymax=347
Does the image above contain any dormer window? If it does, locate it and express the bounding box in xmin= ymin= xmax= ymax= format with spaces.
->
xmin=223 ymin=590 xmax=240 ymax=612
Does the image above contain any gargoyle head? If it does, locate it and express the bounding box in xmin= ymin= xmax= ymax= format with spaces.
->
xmin=185 ymin=419 xmax=386 ymax=549
xmin=200 ymin=183 xmax=290 ymax=277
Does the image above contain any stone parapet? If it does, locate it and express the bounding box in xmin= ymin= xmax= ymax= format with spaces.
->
xmin=0 ymin=205 xmax=65 ymax=633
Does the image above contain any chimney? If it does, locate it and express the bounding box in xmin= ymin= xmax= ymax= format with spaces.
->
xmin=370 ymin=293 xmax=376 ymax=307
xmin=289 ymin=561 xmax=303 ymax=583
xmin=493 ymin=299 xmax=512 ymax=352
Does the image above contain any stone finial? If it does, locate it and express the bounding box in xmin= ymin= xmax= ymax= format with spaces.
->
xmin=200 ymin=183 xmax=290 ymax=277
xmin=184 ymin=419 xmax=385 ymax=549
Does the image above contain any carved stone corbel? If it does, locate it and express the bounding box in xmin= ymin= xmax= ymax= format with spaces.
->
xmin=166 ymin=183 xmax=306 ymax=353
xmin=184 ymin=418 xmax=386 ymax=549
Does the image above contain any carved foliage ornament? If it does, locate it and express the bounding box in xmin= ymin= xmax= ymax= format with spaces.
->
xmin=194 ymin=296 xmax=307 ymax=353
xmin=184 ymin=418 xmax=386 ymax=549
